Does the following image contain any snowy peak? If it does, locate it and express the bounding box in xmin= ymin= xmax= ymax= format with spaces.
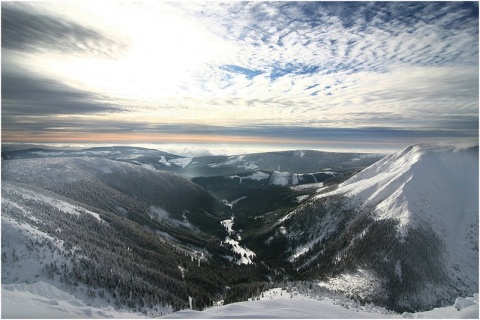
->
xmin=321 ymin=143 xmax=479 ymax=236
xmin=302 ymin=143 xmax=479 ymax=310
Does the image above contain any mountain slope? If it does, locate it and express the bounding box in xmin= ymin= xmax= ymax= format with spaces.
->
xmin=1 ymin=179 xmax=225 ymax=314
xmin=319 ymin=144 xmax=478 ymax=308
xmin=1 ymin=157 xmax=266 ymax=314
xmin=2 ymin=157 xmax=230 ymax=236
xmin=275 ymin=143 xmax=478 ymax=311
xmin=317 ymin=144 xmax=478 ymax=238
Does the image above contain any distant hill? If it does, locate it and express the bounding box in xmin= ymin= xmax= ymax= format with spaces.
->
xmin=1 ymin=146 xmax=384 ymax=179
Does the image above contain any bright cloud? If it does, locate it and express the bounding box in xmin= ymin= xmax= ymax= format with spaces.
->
xmin=2 ymin=1 xmax=478 ymax=153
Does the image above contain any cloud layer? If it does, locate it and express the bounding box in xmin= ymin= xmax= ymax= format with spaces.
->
xmin=2 ymin=1 xmax=478 ymax=153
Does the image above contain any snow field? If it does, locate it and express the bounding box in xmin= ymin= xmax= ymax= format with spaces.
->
xmin=2 ymin=282 xmax=477 ymax=319
xmin=220 ymin=216 xmax=256 ymax=265
xmin=2 ymin=282 xmax=148 ymax=319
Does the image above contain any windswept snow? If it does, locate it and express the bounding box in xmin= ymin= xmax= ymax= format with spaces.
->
xmin=316 ymin=143 xmax=478 ymax=238
xmin=3 ymin=282 xmax=477 ymax=319
xmin=162 ymin=289 xmax=479 ymax=319
xmin=1 ymin=282 xmax=151 ymax=319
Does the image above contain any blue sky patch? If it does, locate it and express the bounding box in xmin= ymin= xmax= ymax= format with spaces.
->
xmin=221 ymin=65 xmax=263 ymax=79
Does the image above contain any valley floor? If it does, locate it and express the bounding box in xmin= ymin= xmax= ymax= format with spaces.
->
xmin=2 ymin=282 xmax=478 ymax=319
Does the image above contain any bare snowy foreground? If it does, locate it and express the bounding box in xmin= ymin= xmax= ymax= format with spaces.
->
xmin=2 ymin=283 xmax=478 ymax=319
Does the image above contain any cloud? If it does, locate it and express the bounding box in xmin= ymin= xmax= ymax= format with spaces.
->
xmin=2 ymin=70 xmax=122 ymax=115
xmin=1 ymin=2 xmax=128 ymax=59
xmin=1 ymin=1 xmax=478 ymax=150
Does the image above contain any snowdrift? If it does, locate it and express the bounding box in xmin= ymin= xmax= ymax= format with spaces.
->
xmin=2 ymin=282 xmax=478 ymax=319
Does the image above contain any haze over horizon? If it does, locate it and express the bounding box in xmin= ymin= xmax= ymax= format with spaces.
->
xmin=2 ymin=1 xmax=478 ymax=155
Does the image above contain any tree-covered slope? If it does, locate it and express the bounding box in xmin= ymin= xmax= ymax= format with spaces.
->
xmin=269 ymin=144 xmax=479 ymax=312
xmin=2 ymin=157 xmax=230 ymax=236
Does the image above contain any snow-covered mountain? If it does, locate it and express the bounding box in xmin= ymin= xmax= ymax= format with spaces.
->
xmin=317 ymin=143 xmax=478 ymax=238
xmin=277 ymin=143 xmax=478 ymax=311
xmin=2 ymin=143 xmax=477 ymax=317
xmin=318 ymin=144 xmax=478 ymax=300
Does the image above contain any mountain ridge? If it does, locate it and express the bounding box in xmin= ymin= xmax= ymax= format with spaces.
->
xmin=304 ymin=143 xmax=479 ymax=310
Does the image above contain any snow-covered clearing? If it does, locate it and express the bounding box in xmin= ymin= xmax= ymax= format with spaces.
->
xmin=159 ymin=156 xmax=192 ymax=168
xmin=140 ymin=163 xmax=156 ymax=170
xmin=169 ymin=157 xmax=192 ymax=168
xmin=222 ymin=196 xmax=248 ymax=208
xmin=148 ymin=206 xmax=192 ymax=229
xmin=318 ymin=268 xmax=386 ymax=301
xmin=220 ymin=216 xmax=256 ymax=265
xmin=230 ymin=171 xmax=270 ymax=184
xmin=207 ymin=155 xmax=260 ymax=170
xmin=221 ymin=217 xmax=235 ymax=235
xmin=270 ymin=171 xmax=299 ymax=186
xmin=158 ymin=156 xmax=172 ymax=166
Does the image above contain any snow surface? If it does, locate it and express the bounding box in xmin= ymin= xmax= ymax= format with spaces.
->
xmin=316 ymin=143 xmax=478 ymax=239
xmin=207 ymin=155 xmax=260 ymax=170
xmin=270 ymin=171 xmax=300 ymax=186
xmin=318 ymin=269 xmax=385 ymax=301
xmin=2 ymin=283 xmax=478 ymax=319
xmin=148 ymin=206 xmax=192 ymax=229
xmin=162 ymin=287 xmax=479 ymax=319
xmin=2 ymin=282 xmax=147 ymax=319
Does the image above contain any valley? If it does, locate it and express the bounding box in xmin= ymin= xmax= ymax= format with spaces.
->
xmin=1 ymin=143 xmax=478 ymax=318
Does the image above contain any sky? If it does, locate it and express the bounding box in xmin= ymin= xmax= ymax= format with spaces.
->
xmin=1 ymin=1 xmax=479 ymax=155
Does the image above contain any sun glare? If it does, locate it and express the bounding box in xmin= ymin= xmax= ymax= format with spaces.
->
xmin=31 ymin=3 xmax=223 ymax=104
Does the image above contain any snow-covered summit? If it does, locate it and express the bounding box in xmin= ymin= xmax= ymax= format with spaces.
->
xmin=314 ymin=143 xmax=478 ymax=308
xmin=318 ymin=143 xmax=478 ymax=237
